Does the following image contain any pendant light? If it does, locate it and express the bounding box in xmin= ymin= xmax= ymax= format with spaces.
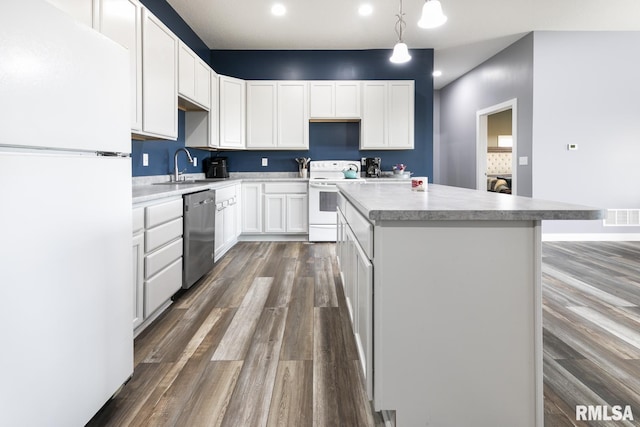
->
xmin=390 ymin=0 xmax=411 ymax=64
xmin=418 ymin=0 xmax=448 ymax=29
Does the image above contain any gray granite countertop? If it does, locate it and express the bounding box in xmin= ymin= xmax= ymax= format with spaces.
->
xmin=337 ymin=182 xmax=604 ymax=222
xmin=132 ymin=172 xmax=308 ymax=204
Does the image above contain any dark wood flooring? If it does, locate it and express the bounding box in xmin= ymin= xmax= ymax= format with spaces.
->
xmin=87 ymin=241 xmax=640 ymax=426
xmin=543 ymin=241 xmax=640 ymax=427
xmin=87 ymin=242 xmax=382 ymax=427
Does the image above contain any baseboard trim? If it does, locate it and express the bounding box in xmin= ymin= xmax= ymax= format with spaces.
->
xmin=238 ymin=234 xmax=308 ymax=242
xmin=542 ymin=233 xmax=640 ymax=242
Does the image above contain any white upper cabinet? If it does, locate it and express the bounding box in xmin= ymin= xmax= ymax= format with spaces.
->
xmin=185 ymin=70 xmax=219 ymax=150
xmin=141 ymin=9 xmax=178 ymax=140
xmin=361 ymin=80 xmax=414 ymax=150
xmin=309 ymin=81 xmax=361 ymax=119
xmin=95 ymin=0 xmax=142 ymax=132
xmin=46 ymin=0 xmax=95 ymax=27
xmin=278 ymin=81 xmax=309 ymax=149
xmin=246 ymin=81 xmax=308 ymax=150
xmin=246 ymin=82 xmax=277 ymax=148
xmin=219 ymin=75 xmax=246 ymax=149
xmin=178 ymin=41 xmax=211 ymax=110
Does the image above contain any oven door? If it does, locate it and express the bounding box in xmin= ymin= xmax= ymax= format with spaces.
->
xmin=309 ymin=181 xmax=339 ymax=225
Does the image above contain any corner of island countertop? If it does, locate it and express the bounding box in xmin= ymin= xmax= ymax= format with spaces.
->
xmin=336 ymin=182 xmax=604 ymax=222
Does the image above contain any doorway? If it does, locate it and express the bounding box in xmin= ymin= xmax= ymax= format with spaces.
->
xmin=476 ymin=99 xmax=517 ymax=194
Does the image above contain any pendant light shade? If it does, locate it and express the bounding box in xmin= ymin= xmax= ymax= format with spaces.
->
xmin=390 ymin=0 xmax=411 ymax=64
xmin=390 ymin=42 xmax=411 ymax=64
xmin=418 ymin=0 xmax=448 ymax=29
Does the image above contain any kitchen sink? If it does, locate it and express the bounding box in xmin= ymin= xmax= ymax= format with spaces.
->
xmin=152 ymin=178 xmax=229 ymax=186
xmin=152 ymin=181 xmax=203 ymax=186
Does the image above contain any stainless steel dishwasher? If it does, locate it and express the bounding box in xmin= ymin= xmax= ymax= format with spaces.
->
xmin=183 ymin=189 xmax=215 ymax=289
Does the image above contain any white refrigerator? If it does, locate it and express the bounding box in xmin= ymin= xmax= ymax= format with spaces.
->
xmin=0 ymin=1 xmax=134 ymax=425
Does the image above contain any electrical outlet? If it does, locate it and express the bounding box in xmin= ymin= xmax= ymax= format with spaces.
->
xmin=193 ymin=157 xmax=197 ymax=167
xmin=518 ymin=156 xmax=529 ymax=166
xmin=142 ymin=153 xmax=149 ymax=166
xmin=361 ymin=157 xmax=366 ymax=166
xmin=262 ymin=158 xmax=268 ymax=167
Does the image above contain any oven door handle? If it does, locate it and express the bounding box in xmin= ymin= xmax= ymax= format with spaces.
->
xmin=309 ymin=182 xmax=339 ymax=190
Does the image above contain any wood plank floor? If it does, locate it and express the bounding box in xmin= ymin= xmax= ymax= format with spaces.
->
xmin=543 ymin=241 xmax=640 ymax=427
xmin=87 ymin=242 xmax=382 ymax=427
xmin=87 ymin=241 xmax=640 ymax=426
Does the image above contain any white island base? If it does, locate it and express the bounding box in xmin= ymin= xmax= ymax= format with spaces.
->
xmin=373 ymin=220 xmax=542 ymax=426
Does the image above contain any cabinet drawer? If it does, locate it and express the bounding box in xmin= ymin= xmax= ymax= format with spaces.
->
xmin=215 ymin=185 xmax=236 ymax=202
xmin=132 ymin=207 xmax=145 ymax=234
xmin=145 ymin=237 xmax=182 ymax=279
xmin=146 ymin=217 xmax=183 ymax=252
xmin=145 ymin=198 xmax=183 ymax=228
xmin=264 ymin=182 xmax=307 ymax=194
xmin=144 ymin=257 xmax=182 ymax=316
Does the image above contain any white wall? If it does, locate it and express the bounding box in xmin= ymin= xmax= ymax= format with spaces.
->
xmin=439 ymin=33 xmax=534 ymax=195
xmin=532 ymin=31 xmax=640 ymax=235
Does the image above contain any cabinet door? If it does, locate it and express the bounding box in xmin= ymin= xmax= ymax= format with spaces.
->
xmin=96 ymin=0 xmax=142 ymax=132
xmin=246 ymin=82 xmax=277 ymax=148
xmin=264 ymin=194 xmax=286 ymax=233
xmin=335 ymin=81 xmax=361 ymax=118
xmin=223 ymin=202 xmax=237 ymax=246
xmin=194 ymin=60 xmax=211 ymax=109
xmin=46 ymin=0 xmax=94 ymax=27
xmin=360 ymin=82 xmax=387 ymax=149
xmin=242 ymin=183 xmax=262 ymax=233
xmin=214 ymin=204 xmax=224 ymax=255
xmin=355 ymin=242 xmax=373 ymax=400
xmin=286 ymin=194 xmax=308 ymax=233
xmin=388 ymin=81 xmax=414 ymax=149
xmin=219 ymin=75 xmax=246 ymax=148
xmin=132 ymin=232 xmax=144 ymax=329
xmin=309 ymin=82 xmax=335 ymax=118
xmin=278 ymin=81 xmax=309 ymax=149
xmin=178 ymin=42 xmax=196 ymax=101
xmin=142 ymin=10 xmax=178 ymax=140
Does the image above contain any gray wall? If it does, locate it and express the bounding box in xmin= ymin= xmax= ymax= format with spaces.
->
xmin=439 ymin=33 xmax=534 ymax=196
xmin=532 ymin=31 xmax=640 ymax=235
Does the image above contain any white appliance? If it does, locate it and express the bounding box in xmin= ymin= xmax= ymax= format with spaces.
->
xmin=0 ymin=2 xmax=133 ymax=426
xmin=308 ymin=160 xmax=365 ymax=241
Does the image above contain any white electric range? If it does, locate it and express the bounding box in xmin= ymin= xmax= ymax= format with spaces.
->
xmin=308 ymin=160 xmax=365 ymax=242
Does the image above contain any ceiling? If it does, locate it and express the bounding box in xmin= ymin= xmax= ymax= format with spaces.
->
xmin=166 ymin=0 xmax=640 ymax=89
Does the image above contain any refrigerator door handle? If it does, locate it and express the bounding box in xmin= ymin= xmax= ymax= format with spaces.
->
xmin=97 ymin=151 xmax=131 ymax=158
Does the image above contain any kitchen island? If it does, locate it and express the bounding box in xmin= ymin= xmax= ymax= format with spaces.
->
xmin=335 ymin=183 xmax=602 ymax=427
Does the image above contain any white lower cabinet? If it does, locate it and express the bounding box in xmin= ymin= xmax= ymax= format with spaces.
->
xmin=241 ymin=181 xmax=308 ymax=238
xmin=337 ymin=200 xmax=373 ymax=400
xmin=132 ymin=207 xmax=145 ymax=330
xmin=133 ymin=197 xmax=183 ymax=334
xmin=242 ymin=183 xmax=263 ymax=233
xmin=214 ymin=184 xmax=240 ymax=260
xmin=262 ymin=182 xmax=308 ymax=235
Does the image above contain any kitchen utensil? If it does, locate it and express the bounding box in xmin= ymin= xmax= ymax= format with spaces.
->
xmin=342 ymin=163 xmax=359 ymax=179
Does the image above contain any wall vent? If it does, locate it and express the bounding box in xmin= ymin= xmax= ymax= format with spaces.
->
xmin=604 ymin=209 xmax=640 ymax=226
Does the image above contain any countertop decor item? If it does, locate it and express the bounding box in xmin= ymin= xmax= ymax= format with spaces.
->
xmin=295 ymin=157 xmax=311 ymax=178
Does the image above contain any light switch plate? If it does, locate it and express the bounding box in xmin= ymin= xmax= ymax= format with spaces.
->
xmin=567 ymin=144 xmax=578 ymax=150
xmin=142 ymin=153 xmax=149 ymax=166
xmin=262 ymin=158 xmax=268 ymax=167
xmin=518 ymin=156 xmax=529 ymax=166
xmin=193 ymin=157 xmax=197 ymax=167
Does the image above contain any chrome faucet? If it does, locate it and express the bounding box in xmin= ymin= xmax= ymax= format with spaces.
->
xmin=173 ymin=147 xmax=194 ymax=182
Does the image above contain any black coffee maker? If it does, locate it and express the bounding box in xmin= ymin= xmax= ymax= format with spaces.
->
xmin=365 ymin=157 xmax=381 ymax=178
xmin=204 ymin=156 xmax=229 ymax=178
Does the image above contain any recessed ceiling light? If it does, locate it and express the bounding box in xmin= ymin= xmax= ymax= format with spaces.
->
xmin=358 ymin=4 xmax=373 ymax=16
xmin=271 ymin=3 xmax=286 ymax=16
xmin=432 ymin=70 xmax=442 ymax=77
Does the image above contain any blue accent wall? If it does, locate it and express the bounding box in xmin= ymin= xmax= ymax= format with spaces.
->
xmin=131 ymin=1 xmax=435 ymax=178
